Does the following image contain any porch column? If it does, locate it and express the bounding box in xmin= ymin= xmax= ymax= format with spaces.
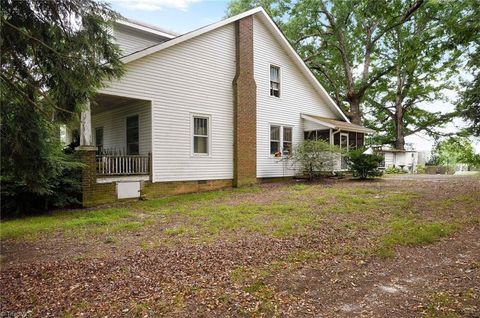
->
xmin=76 ymin=99 xmax=99 ymax=207
xmin=79 ymin=100 xmax=93 ymax=147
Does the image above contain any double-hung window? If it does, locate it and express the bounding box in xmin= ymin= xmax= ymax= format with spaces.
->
xmin=270 ymin=65 xmax=280 ymax=97
xmin=193 ymin=115 xmax=210 ymax=155
xmin=270 ymin=125 xmax=292 ymax=156
xmin=270 ymin=125 xmax=281 ymax=155
xmin=282 ymin=127 xmax=292 ymax=155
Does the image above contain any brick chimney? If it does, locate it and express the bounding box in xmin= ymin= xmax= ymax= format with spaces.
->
xmin=233 ymin=15 xmax=257 ymax=187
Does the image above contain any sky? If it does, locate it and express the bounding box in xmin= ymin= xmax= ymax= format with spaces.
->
xmin=106 ymin=0 xmax=478 ymax=153
xmin=108 ymin=0 xmax=230 ymax=34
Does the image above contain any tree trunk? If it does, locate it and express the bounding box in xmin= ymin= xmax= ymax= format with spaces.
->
xmin=394 ymin=110 xmax=405 ymax=150
xmin=348 ymin=95 xmax=362 ymax=125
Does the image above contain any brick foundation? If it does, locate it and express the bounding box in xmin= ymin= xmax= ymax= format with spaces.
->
xmin=141 ymin=179 xmax=233 ymax=199
xmin=77 ymin=147 xmax=117 ymax=207
xmin=233 ymin=15 xmax=257 ymax=187
xmin=257 ymin=176 xmax=294 ymax=184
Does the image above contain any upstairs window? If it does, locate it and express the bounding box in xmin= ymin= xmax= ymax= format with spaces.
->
xmin=126 ymin=115 xmax=139 ymax=155
xmin=270 ymin=65 xmax=280 ymax=97
xmin=193 ymin=115 xmax=209 ymax=155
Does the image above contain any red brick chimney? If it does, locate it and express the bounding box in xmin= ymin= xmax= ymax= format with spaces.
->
xmin=233 ymin=15 xmax=257 ymax=187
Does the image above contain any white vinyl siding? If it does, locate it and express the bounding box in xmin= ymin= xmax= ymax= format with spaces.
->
xmin=113 ymin=24 xmax=169 ymax=56
xmin=253 ymin=16 xmax=341 ymax=178
xmin=384 ymin=152 xmax=395 ymax=167
xmin=91 ymin=100 xmax=151 ymax=155
xmin=101 ymin=24 xmax=235 ymax=182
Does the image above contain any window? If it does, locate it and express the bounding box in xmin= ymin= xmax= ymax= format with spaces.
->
xmin=95 ymin=127 xmax=104 ymax=151
xmin=304 ymin=130 xmax=330 ymax=143
xmin=283 ymin=127 xmax=292 ymax=155
xmin=126 ymin=115 xmax=139 ymax=155
xmin=270 ymin=125 xmax=280 ymax=155
xmin=270 ymin=125 xmax=292 ymax=156
xmin=193 ymin=115 xmax=209 ymax=155
xmin=270 ymin=65 xmax=280 ymax=97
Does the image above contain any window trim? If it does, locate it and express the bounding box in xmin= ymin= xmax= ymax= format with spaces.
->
xmin=126 ymin=115 xmax=140 ymax=155
xmin=269 ymin=64 xmax=281 ymax=98
xmin=191 ymin=113 xmax=212 ymax=157
xmin=269 ymin=123 xmax=293 ymax=158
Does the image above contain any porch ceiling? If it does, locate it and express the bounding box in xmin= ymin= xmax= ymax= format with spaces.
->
xmin=93 ymin=94 xmax=149 ymax=115
xmin=301 ymin=114 xmax=375 ymax=134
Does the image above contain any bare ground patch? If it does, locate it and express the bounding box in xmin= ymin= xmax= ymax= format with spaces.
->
xmin=1 ymin=175 xmax=479 ymax=317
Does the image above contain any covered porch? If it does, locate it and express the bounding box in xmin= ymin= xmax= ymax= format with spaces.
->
xmin=301 ymin=114 xmax=375 ymax=169
xmin=75 ymin=93 xmax=152 ymax=206
xmin=75 ymin=93 xmax=152 ymax=178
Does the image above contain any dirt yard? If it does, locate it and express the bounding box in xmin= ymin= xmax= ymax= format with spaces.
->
xmin=1 ymin=174 xmax=479 ymax=317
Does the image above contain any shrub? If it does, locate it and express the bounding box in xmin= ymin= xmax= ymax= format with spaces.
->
xmin=416 ymin=165 xmax=426 ymax=174
xmin=345 ymin=149 xmax=384 ymax=179
xmin=384 ymin=166 xmax=404 ymax=174
xmin=285 ymin=140 xmax=341 ymax=180
xmin=1 ymin=151 xmax=82 ymax=218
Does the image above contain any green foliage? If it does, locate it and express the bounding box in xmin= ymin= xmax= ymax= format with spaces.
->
xmin=416 ymin=165 xmax=426 ymax=174
xmin=457 ymin=71 xmax=480 ymax=137
xmin=345 ymin=149 xmax=384 ymax=179
xmin=226 ymin=0 xmax=290 ymax=22
xmin=285 ymin=140 xmax=341 ymax=180
xmin=364 ymin=0 xmax=467 ymax=149
xmin=0 ymin=0 xmax=124 ymax=214
xmin=432 ymin=137 xmax=480 ymax=167
xmin=384 ymin=166 xmax=405 ymax=174
xmin=447 ymin=0 xmax=480 ymax=137
xmin=227 ymin=0 xmax=476 ymax=148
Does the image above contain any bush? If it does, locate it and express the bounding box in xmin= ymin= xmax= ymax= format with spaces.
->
xmin=345 ymin=149 xmax=384 ymax=179
xmin=416 ymin=165 xmax=426 ymax=174
xmin=286 ymin=140 xmax=341 ymax=180
xmin=384 ymin=166 xmax=404 ymax=174
xmin=1 ymin=152 xmax=82 ymax=218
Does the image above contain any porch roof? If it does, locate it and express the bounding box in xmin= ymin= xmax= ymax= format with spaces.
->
xmin=301 ymin=114 xmax=375 ymax=134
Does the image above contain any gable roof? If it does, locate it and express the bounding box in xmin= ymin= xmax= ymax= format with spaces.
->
xmin=301 ymin=114 xmax=375 ymax=134
xmin=115 ymin=18 xmax=178 ymax=39
xmin=120 ymin=7 xmax=349 ymax=122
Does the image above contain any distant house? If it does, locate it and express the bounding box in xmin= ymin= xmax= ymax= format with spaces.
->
xmin=70 ymin=7 xmax=373 ymax=206
xmin=373 ymin=145 xmax=419 ymax=173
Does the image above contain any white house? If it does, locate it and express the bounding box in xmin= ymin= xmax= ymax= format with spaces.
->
xmin=374 ymin=146 xmax=419 ymax=173
xmin=73 ymin=8 xmax=374 ymax=206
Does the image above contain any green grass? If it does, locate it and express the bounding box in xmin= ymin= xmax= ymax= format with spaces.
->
xmin=377 ymin=218 xmax=458 ymax=257
xmin=140 ymin=186 xmax=260 ymax=211
xmin=164 ymin=226 xmax=188 ymax=236
xmin=320 ymin=187 xmax=416 ymax=214
xmin=169 ymin=202 xmax=318 ymax=239
xmin=423 ymin=289 xmax=478 ymax=318
xmin=0 ymin=186 xmax=263 ymax=241
xmin=0 ymin=208 xmax=143 ymax=240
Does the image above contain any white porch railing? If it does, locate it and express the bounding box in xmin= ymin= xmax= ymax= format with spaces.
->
xmin=96 ymin=154 xmax=150 ymax=176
